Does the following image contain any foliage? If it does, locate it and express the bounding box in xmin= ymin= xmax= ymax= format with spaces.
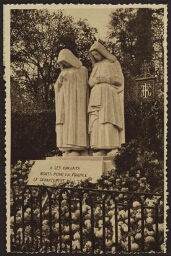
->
xmin=11 ymin=110 xmax=58 ymax=163
xmin=125 ymin=99 xmax=164 ymax=146
xmin=108 ymin=8 xmax=164 ymax=102
xmin=11 ymin=9 xmax=97 ymax=111
xmin=115 ymin=140 xmax=164 ymax=194
xmin=115 ymin=95 xmax=164 ymax=194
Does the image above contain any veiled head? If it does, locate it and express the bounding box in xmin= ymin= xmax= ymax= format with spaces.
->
xmin=89 ymin=41 xmax=117 ymax=64
xmin=57 ymin=49 xmax=82 ymax=69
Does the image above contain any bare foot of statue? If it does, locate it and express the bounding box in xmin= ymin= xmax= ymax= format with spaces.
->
xmin=80 ymin=150 xmax=89 ymax=156
xmin=107 ymin=149 xmax=119 ymax=157
xmin=69 ymin=150 xmax=80 ymax=156
xmin=62 ymin=150 xmax=70 ymax=156
xmin=92 ymin=150 xmax=107 ymax=156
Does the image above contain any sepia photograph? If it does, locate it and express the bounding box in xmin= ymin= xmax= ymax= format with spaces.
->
xmin=3 ymin=3 xmax=168 ymax=254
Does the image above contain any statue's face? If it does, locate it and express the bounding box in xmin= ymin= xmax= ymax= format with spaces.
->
xmin=62 ymin=61 xmax=71 ymax=67
xmin=91 ymin=50 xmax=103 ymax=61
xmin=59 ymin=61 xmax=71 ymax=69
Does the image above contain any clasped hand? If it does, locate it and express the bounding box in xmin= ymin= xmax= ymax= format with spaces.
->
xmin=96 ymin=76 xmax=108 ymax=83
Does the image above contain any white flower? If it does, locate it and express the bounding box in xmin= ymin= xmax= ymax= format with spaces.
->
xmin=75 ymin=209 xmax=80 ymax=217
xmin=111 ymin=246 xmax=116 ymax=253
xmin=110 ymin=218 xmax=115 ymax=226
xmin=108 ymin=210 xmax=114 ymax=217
xmin=160 ymin=243 xmax=165 ymax=251
xmin=42 ymin=225 xmax=50 ymax=232
xmin=135 ymin=232 xmax=142 ymax=240
xmin=122 ymin=223 xmax=128 ymax=232
xmin=25 ymin=208 xmax=31 ymax=214
xmin=85 ymin=241 xmax=92 ymax=248
xmin=146 ymin=217 xmax=154 ymax=225
xmin=94 ymin=207 xmax=102 ymax=216
xmin=160 ymin=200 xmax=164 ymax=206
xmin=54 ymin=222 xmax=59 ymax=230
xmin=72 ymin=239 xmax=80 ymax=250
xmin=158 ymin=223 xmax=164 ymax=233
xmin=118 ymin=210 xmax=126 ymax=219
xmin=16 ymin=216 xmax=22 ymax=224
xmin=84 ymin=219 xmax=91 ymax=229
xmin=17 ymin=210 xmax=22 ymax=217
xmin=63 ymin=235 xmax=70 ymax=242
xmin=118 ymin=220 xmax=124 ymax=227
xmin=94 ymin=228 xmax=103 ymax=238
xmin=135 ymin=212 xmax=142 ymax=220
xmin=125 ymin=218 xmax=134 ymax=224
xmin=137 ymin=208 xmax=142 ymax=213
xmin=105 ymin=239 xmax=112 ymax=247
xmin=131 ymin=242 xmax=139 ymax=251
xmin=146 ymin=208 xmax=153 ymax=214
xmin=72 ymin=212 xmax=78 ymax=220
xmin=73 ymin=231 xmax=80 ymax=240
xmin=84 ymin=213 xmax=91 ymax=220
xmin=10 ymin=216 xmax=14 ymax=223
xmin=137 ymin=220 xmax=142 ymax=227
xmin=24 ymin=212 xmax=31 ymax=220
xmin=98 ymin=220 xmax=103 ymax=228
xmin=17 ymin=227 xmax=23 ymax=234
xmin=145 ymin=235 xmax=155 ymax=244
xmin=105 ymin=216 xmax=110 ymax=224
xmin=61 ymin=199 xmax=67 ymax=206
xmin=121 ymin=241 xmax=128 ymax=250
xmin=72 ymin=224 xmax=79 ymax=232
xmin=82 ymin=205 xmax=89 ymax=213
xmin=42 ymin=219 xmax=48 ymax=226
xmin=133 ymin=201 xmax=141 ymax=208
xmin=10 ymin=229 xmax=14 ymax=236
xmin=64 ymin=225 xmax=70 ymax=234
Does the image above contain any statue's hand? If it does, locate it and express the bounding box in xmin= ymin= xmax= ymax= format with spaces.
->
xmin=96 ymin=76 xmax=108 ymax=83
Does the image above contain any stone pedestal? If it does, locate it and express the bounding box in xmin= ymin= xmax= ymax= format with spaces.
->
xmin=46 ymin=156 xmax=116 ymax=175
xmin=28 ymin=156 xmax=116 ymax=187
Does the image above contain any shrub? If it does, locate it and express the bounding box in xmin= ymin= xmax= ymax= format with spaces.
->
xmin=11 ymin=110 xmax=56 ymax=163
xmin=125 ymin=99 xmax=164 ymax=152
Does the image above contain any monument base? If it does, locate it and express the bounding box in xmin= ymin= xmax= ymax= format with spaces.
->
xmin=27 ymin=156 xmax=116 ymax=187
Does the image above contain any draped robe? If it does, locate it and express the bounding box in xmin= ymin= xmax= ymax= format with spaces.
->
xmin=88 ymin=59 xmax=125 ymax=149
xmin=54 ymin=66 xmax=89 ymax=150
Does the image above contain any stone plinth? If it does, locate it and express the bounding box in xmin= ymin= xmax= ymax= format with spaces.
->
xmin=27 ymin=156 xmax=116 ymax=187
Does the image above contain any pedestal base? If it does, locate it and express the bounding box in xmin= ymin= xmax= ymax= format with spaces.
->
xmin=46 ymin=156 xmax=116 ymax=175
xmin=27 ymin=156 xmax=116 ymax=187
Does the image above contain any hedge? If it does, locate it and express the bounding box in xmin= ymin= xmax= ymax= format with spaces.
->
xmin=11 ymin=110 xmax=56 ymax=163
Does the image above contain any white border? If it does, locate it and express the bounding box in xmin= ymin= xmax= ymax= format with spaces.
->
xmin=4 ymin=3 xmax=168 ymax=253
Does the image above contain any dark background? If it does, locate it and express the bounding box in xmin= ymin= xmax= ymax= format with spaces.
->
xmin=0 ymin=0 xmax=170 ymax=255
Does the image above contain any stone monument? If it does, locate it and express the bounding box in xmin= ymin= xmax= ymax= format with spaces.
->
xmin=54 ymin=49 xmax=89 ymax=156
xmin=28 ymin=45 xmax=125 ymax=186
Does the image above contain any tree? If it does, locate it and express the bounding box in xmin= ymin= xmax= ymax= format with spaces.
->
xmin=151 ymin=9 xmax=165 ymax=93
xmin=107 ymin=7 xmax=165 ymax=149
xmin=11 ymin=9 xmax=97 ymax=111
xmin=108 ymin=8 xmax=165 ymax=102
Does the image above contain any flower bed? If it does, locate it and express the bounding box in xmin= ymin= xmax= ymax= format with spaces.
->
xmin=10 ymin=160 xmax=164 ymax=253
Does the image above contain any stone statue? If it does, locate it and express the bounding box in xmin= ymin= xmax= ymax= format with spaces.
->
xmin=88 ymin=42 xmax=125 ymax=156
xmin=54 ymin=49 xmax=89 ymax=156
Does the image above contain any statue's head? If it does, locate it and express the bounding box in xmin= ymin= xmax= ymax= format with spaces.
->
xmin=91 ymin=50 xmax=104 ymax=62
xmin=57 ymin=49 xmax=82 ymax=69
xmin=89 ymin=41 xmax=117 ymax=64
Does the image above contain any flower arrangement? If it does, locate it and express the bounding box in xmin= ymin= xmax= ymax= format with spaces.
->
xmin=10 ymin=160 xmax=164 ymax=253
